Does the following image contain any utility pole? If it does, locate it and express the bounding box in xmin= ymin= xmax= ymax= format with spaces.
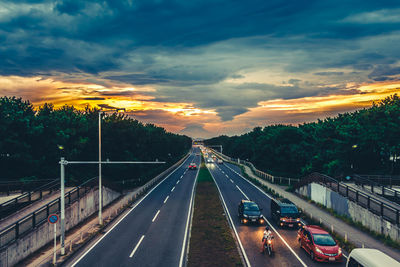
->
xmin=60 ymin=157 xmax=65 ymax=255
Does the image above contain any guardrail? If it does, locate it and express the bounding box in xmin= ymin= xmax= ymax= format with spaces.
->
xmin=351 ymin=174 xmax=400 ymax=204
xmin=0 ymin=177 xmax=96 ymax=249
xmin=208 ymin=148 xmax=300 ymax=185
xmin=299 ymin=172 xmax=400 ymax=225
xmin=356 ymin=174 xmax=400 ymax=186
xmin=0 ymin=179 xmax=60 ymax=220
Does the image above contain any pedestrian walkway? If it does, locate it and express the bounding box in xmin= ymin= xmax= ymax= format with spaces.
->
xmin=0 ymin=188 xmax=74 ymax=230
xmin=241 ymin=164 xmax=400 ymax=262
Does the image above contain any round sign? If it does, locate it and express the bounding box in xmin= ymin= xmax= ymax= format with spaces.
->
xmin=48 ymin=214 xmax=59 ymax=224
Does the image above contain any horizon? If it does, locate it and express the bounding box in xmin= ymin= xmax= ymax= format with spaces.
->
xmin=1 ymin=1 xmax=400 ymax=138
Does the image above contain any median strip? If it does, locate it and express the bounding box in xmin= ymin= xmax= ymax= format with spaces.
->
xmin=187 ymin=159 xmax=243 ymax=267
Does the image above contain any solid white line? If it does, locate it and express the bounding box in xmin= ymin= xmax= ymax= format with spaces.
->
xmin=152 ymin=210 xmax=160 ymax=222
xmin=164 ymin=195 xmax=169 ymax=203
xmin=178 ymin=161 xmax=199 ymax=267
xmin=224 ymin=164 xmax=307 ymax=267
xmin=129 ymin=235 xmax=145 ymax=258
xmin=207 ymin=167 xmax=251 ymax=267
xmin=70 ymin=154 xmax=191 ymax=267
xmin=171 ymin=186 xmax=175 ymax=192
xmin=236 ymin=185 xmax=250 ymax=200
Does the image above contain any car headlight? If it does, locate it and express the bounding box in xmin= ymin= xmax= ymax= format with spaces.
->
xmin=281 ymin=218 xmax=286 ymax=222
xmin=315 ymin=247 xmax=323 ymax=254
xmin=338 ymin=248 xmax=342 ymax=255
xmin=296 ymin=218 xmax=300 ymax=222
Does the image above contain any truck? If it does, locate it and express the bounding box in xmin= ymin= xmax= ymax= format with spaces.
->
xmin=271 ymin=198 xmax=301 ymax=228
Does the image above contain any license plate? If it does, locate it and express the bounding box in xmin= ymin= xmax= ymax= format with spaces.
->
xmin=329 ymin=257 xmax=335 ymax=261
xmin=288 ymin=224 xmax=293 ymax=227
xmin=251 ymin=219 xmax=256 ymax=222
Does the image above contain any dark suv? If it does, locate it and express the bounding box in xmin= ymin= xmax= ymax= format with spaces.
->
xmin=271 ymin=198 xmax=301 ymax=228
xmin=238 ymin=200 xmax=264 ymax=224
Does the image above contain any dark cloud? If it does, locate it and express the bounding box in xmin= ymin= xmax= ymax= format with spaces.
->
xmin=81 ymin=97 xmax=105 ymax=100
xmin=314 ymin=72 xmax=344 ymax=76
xmin=368 ymin=65 xmax=400 ymax=80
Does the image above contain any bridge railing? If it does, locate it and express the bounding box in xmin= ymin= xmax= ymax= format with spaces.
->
xmin=301 ymin=172 xmax=400 ymax=225
xmin=0 ymin=177 xmax=96 ymax=249
xmin=0 ymin=179 xmax=61 ymax=220
xmin=351 ymin=174 xmax=400 ymax=204
xmin=208 ymin=148 xmax=300 ymax=186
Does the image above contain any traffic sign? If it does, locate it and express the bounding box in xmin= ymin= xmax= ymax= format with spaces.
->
xmin=48 ymin=214 xmax=59 ymax=224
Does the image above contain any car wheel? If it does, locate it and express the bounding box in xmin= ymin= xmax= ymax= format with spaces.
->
xmin=310 ymin=251 xmax=315 ymax=261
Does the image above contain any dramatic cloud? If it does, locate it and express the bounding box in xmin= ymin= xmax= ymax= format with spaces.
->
xmin=1 ymin=0 xmax=400 ymax=137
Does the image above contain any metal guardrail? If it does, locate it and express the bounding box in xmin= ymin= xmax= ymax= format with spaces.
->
xmin=208 ymin=148 xmax=300 ymax=185
xmin=352 ymin=174 xmax=400 ymax=204
xmin=356 ymin=174 xmax=400 ymax=186
xmin=0 ymin=177 xmax=97 ymax=249
xmin=299 ymin=172 xmax=400 ymax=225
xmin=0 ymin=179 xmax=60 ymax=220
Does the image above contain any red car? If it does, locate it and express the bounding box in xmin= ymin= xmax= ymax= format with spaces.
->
xmin=189 ymin=163 xmax=197 ymax=170
xmin=298 ymin=225 xmax=342 ymax=262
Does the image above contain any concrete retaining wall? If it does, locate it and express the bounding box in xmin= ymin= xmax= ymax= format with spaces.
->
xmin=0 ymin=187 xmax=120 ymax=267
xmin=296 ymin=182 xmax=400 ymax=241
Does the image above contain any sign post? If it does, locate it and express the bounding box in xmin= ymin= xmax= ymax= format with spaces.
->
xmin=48 ymin=214 xmax=59 ymax=265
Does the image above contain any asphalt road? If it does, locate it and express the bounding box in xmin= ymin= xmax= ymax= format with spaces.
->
xmin=207 ymin=161 xmax=347 ymax=267
xmin=69 ymin=148 xmax=201 ymax=267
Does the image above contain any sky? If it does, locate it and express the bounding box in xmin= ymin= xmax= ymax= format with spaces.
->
xmin=1 ymin=0 xmax=400 ymax=138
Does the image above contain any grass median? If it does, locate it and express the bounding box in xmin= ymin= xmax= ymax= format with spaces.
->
xmin=188 ymin=159 xmax=243 ymax=267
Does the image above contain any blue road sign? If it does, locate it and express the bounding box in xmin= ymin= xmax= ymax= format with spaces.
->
xmin=48 ymin=214 xmax=59 ymax=224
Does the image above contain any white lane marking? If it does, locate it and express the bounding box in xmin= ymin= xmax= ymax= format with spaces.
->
xmin=207 ymin=167 xmax=251 ymax=267
xmin=171 ymin=186 xmax=175 ymax=192
xmin=129 ymin=235 xmax=145 ymax=258
xmin=179 ymin=160 xmax=199 ymax=267
xmin=224 ymin=164 xmax=307 ymax=267
xmin=230 ymin=179 xmax=234 ymax=183
xmin=261 ymin=215 xmax=307 ymax=267
xmin=181 ymin=175 xmax=183 ymax=179
xmin=225 ymin=174 xmax=229 ymax=178
xmin=152 ymin=210 xmax=161 ymax=222
xmin=177 ymin=180 xmax=180 ymax=184
xmin=164 ymin=195 xmax=169 ymax=203
xmin=70 ymin=154 xmax=191 ymax=267
xmin=236 ymin=185 xmax=250 ymax=200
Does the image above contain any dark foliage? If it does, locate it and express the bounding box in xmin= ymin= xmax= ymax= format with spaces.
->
xmin=205 ymin=94 xmax=400 ymax=177
xmin=0 ymin=97 xmax=191 ymax=187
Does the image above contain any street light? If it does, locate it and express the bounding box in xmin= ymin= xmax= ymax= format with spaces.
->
xmin=99 ymin=107 xmax=125 ymax=225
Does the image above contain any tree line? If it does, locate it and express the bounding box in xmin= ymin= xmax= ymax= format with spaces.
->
xmin=0 ymin=97 xmax=192 ymax=189
xmin=205 ymin=94 xmax=400 ymax=178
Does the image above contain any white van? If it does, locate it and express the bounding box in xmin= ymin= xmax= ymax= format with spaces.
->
xmin=346 ymin=248 xmax=400 ymax=267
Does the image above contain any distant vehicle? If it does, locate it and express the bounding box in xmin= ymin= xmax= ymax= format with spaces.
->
xmin=238 ymin=200 xmax=264 ymax=224
xmin=271 ymin=198 xmax=301 ymax=228
xmin=298 ymin=225 xmax=342 ymax=262
xmin=346 ymin=248 xmax=400 ymax=267
xmin=189 ymin=163 xmax=197 ymax=170
xmin=217 ymin=159 xmax=223 ymax=164
xmin=206 ymin=158 xmax=213 ymax=163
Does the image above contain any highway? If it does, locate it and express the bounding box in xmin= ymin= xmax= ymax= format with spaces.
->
xmin=69 ymin=147 xmax=201 ymax=267
xmin=207 ymin=160 xmax=347 ymax=267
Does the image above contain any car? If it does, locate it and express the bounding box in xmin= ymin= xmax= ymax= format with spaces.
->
xmin=189 ymin=163 xmax=197 ymax=169
xmin=238 ymin=200 xmax=264 ymax=224
xmin=217 ymin=159 xmax=223 ymax=164
xmin=346 ymin=248 xmax=400 ymax=267
xmin=298 ymin=225 xmax=343 ymax=262
xmin=271 ymin=198 xmax=301 ymax=228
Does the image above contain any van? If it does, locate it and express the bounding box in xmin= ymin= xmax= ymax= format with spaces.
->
xmin=271 ymin=198 xmax=301 ymax=228
xmin=346 ymin=248 xmax=400 ymax=267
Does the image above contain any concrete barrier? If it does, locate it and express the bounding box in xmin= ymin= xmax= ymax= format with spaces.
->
xmin=0 ymin=187 xmax=120 ymax=267
xmin=297 ymin=182 xmax=400 ymax=241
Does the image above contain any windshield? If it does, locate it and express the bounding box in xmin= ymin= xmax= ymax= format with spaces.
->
xmin=312 ymin=234 xmax=336 ymax=246
xmin=281 ymin=206 xmax=298 ymax=215
xmin=244 ymin=203 xmax=259 ymax=211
